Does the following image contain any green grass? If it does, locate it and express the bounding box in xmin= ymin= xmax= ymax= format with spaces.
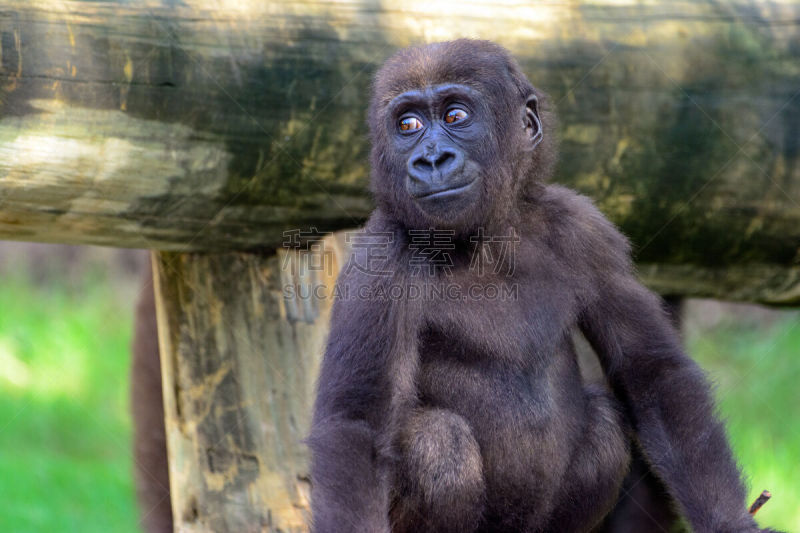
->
xmin=687 ymin=312 xmax=800 ymax=532
xmin=0 ymin=269 xmax=796 ymax=532
xmin=0 ymin=270 xmax=141 ymax=533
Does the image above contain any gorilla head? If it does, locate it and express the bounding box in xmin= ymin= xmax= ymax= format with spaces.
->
xmin=368 ymin=39 xmax=556 ymax=235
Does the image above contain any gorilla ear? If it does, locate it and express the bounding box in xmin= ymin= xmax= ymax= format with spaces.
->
xmin=523 ymin=94 xmax=543 ymax=151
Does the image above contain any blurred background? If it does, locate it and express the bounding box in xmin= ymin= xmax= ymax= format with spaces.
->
xmin=0 ymin=243 xmax=145 ymax=532
xmin=1 ymin=0 xmax=799 ymax=531
xmin=0 ymin=242 xmax=796 ymax=532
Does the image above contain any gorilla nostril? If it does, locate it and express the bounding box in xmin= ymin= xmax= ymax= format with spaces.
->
xmin=413 ymin=157 xmax=434 ymax=173
xmin=435 ymin=151 xmax=456 ymax=171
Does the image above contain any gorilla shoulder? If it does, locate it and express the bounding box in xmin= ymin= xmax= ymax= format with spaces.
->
xmin=535 ymin=184 xmax=633 ymax=278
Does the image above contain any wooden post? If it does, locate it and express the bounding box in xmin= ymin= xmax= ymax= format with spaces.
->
xmin=151 ymin=233 xmax=347 ymax=531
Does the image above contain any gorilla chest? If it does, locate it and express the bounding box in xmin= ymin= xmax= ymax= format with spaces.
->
xmin=415 ymin=269 xmax=582 ymax=476
xmin=419 ymin=267 xmax=578 ymax=363
xmin=416 ymin=328 xmax=579 ymax=504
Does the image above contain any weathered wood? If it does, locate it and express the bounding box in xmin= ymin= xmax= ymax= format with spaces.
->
xmin=1 ymin=1 xmax=799 ymax=303
xmin=151 ymin=235 xmax=347 ymax=532
xmin=3 ymin=4 xmax=792 ymax=530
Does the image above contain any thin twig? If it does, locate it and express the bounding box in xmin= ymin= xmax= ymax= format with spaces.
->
xmin=749 ymin=490 xmax=772 ymax=515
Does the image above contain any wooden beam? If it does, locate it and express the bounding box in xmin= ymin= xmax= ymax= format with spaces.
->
xmin=1 ymin=1 xmax=799 ymax=303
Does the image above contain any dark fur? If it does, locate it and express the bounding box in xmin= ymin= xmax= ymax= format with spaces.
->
xmin=308 ymin=40 xmax=779 ymax=533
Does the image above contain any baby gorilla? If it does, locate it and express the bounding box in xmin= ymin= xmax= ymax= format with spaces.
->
xmin=308 ymin=40 xmax=779 ymax=533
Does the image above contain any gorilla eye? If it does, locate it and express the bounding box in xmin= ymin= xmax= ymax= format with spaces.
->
xmin=445 ymin=108 xmax=468 ymax=124
xmin=399 ymin=116 xmax=424 ymax=132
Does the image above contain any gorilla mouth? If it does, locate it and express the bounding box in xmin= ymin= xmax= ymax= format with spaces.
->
xmin=412 ymin=177 xmax=477 ymax=200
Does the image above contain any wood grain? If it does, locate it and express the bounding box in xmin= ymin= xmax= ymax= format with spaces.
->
xmin=151 ymin=234 xmax=348 ymax=532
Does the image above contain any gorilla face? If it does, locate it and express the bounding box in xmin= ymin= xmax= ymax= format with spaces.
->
xmin=387 ymin=83 xmax=485 ymax=219
xmin=368 ymin=40 xmax=546 ymax=234
xmin=383 ymin=82 xmax=543 ymax=231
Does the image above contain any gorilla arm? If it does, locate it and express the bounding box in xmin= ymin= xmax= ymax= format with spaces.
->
xmin=307 ymin=253 xmax=417 ymax=533
xmin=307 ymin=277 xmax=392 ymax=533
xmin=579 ymin=261 xmax=776 ymax=533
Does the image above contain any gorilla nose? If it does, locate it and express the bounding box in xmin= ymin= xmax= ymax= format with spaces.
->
xmin=408 ymin=148 xmax=461 ymax=185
